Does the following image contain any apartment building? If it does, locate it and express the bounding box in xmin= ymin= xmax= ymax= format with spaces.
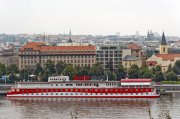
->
xmin=96 ymin=45 xmax=131 ymax=70
xmin=19 ymin=42 xmax=96 ymax=70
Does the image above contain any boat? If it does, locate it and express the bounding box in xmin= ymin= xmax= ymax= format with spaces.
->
xmin=7 ymin=76 xmax=160 ymax=98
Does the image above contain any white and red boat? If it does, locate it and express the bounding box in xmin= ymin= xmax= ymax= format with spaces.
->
xmin=7 ymin=76 xmax=160 ymax=98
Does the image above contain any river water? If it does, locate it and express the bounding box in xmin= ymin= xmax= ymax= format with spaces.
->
xmin=0 ymin=95 xmax=180 ymax=119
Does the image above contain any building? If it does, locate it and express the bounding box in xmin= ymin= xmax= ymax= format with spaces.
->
xmin=96 ymin=45 xmax=131 ymax=70
xmin=146 ymin=32 xmax=180 ymax=72
xmin=19 ymin=42 xmax=96 ymax=70
xmin=0 ymin=43 xmax=19 ymax=66
xmin=122 ymin=55 xmax=142 ymax=69
xmin=128 ymin=43 xmax=142 ymax=58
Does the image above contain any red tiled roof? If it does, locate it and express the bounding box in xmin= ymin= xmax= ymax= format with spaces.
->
xmin=128 ymin=43 xmax=142 ymax=50
xmin=20 ymin=42 xmax=95 ymax=51
xmin=155 ymin=54 xmax=180 ymax=61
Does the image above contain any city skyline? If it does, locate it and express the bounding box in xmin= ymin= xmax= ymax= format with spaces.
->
xmin=0 ymin=0 xmax=179 ymax=36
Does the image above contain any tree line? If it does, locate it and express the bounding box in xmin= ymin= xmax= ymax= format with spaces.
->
xmin=1 ymin=60 xmax=180 ymax=83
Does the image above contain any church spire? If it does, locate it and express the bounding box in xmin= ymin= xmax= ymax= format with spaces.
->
xmin=161 ymin=32 xmax=167 ymax=45
xmin=160 ymin=32 xmax=168 ymax=54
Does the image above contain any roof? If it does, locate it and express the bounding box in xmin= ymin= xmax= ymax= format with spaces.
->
xmin=146 ymin=61 xmax=157 ymax=66
xmin=161 ymin=32 xmax=167 ymax=45
xmin=123 ymin=55 xmax=140 ymax=61
xmin=155 ymin=54 xmax=180 ymax=61
xmin=128 ymin=43 xmax=142 ymax=50
xmin=121 ymin=79 xmax=152 ymax=82
xmin=20 ymin=42 xmax=96 ymax=51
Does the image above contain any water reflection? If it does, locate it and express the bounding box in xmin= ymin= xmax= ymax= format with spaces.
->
xmin=7 ymin=98 xmax=155 ymax=119
xmin=0 ymin=96 xmax=179 ymax=119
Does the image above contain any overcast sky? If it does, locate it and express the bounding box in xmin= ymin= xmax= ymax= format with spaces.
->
xmin=0 ymin=0 xmax=179 ymax=36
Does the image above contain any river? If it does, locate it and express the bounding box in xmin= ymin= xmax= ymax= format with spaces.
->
xmin=0 ymin=95 xmax=180 ymax=119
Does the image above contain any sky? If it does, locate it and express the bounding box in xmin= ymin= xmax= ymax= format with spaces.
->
xmin=0 ymin=0 xmax=179 ymax=36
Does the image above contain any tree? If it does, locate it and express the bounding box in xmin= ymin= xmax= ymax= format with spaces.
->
xmin=173 ymin=60 xmax=180 ymax=75
xmin=89 ymin=63 xmax=104 ymax=76
xmin=34 ymin=63 xmax=44 ymax=75
xmin=77 ymin=66 xmax=89 ymax=76
xmin=7 ymin=64 xmax=19 ymax=74
xmin=63 ymin=64 xmax=75 ymax=80
xmin=0 ymin=63 xmax=7 ymax=75
xmin=56 ymin=61 xmax=67 ymax=75
xmin=166 ymin=64 xmax=173 ymax=73
xmin=128 ymin=64 xmax=139 ymax=79
xmin=45 ymin=60 xmax=56 ymax=75
xmin=106 ymin=70 xmax=115 ymax=81
xmin=19 ymin=69 xmax=29 ymax=81
xmin=166 ymin=71 xmax=178 ymax=81
xmin=154 ymin=71 xmax=164 ymax=82
xmin=154 ymin=65 xmax=162 ymax=72
xmin=116 ymin=64 xmax=126 ymax=80
xmin=139 ymin=66 xmax=153 ymax=78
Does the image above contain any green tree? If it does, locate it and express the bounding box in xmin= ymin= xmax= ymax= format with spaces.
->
xmin=78 ymin=66 xmax=90 ymax=76
xmin=56 ymin=61 xmax=67 ymax=75
xmin=154 ymin=65 xmax=162 ymax=72
xmin=173 ymin=60 xmax=180 ymax=75
xmin=128 ymin=64 xmax=139 ymax=79
xmin=139 ymin=66 xmax=153 ymax=78
xmin=166 ymin=71 xmax=178 ymax=81
xmin=116 ymin=64 xmax=126 ymax=80
xmin=34 ymin=63 xmax=44 ymax=75
xmin=0 ymin=63 xmax=7 ymax=75
xmin=89 ymin=63 xmax=104 ymax=76
xmin=45 ymin=60 xmax=56 ymax=75
xmin=154 ymin=71 xmax=164 ymax=82
xmin=19 ymin=69 xmax=29 ymax=81
xmin=107 ymin=70 xmax=115 ymax=81
xmin=63 ymin=64 xmax=75 ymax=80
xmin=7 ymin=64 xmax=19 ymax=74
xmin=166 ymin=64 xmax=173 ymax=73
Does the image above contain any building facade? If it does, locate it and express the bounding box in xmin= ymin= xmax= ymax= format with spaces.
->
xmin=146 ymin=32 xmax=180 ymax=72
xmin=96 ymin=45 xmax=131 ymax=70
xmin=122 ymin=55 xmax=142 ymax=69
xmin=19 ymin=42 xmax=96 ymax=70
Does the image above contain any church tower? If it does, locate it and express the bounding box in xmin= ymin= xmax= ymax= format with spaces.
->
xmin=160 ymin=32 xmax=168 ymax=54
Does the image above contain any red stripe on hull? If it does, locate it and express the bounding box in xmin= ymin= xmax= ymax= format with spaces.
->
xmin=7 ymin=95 xmax=160 ymax=98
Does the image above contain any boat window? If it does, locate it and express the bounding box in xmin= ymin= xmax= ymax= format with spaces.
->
xmin=56 ymin=84 xmax=58 ymax=86
xmin=51 ymin=84 xmax=53 ymax=86
xmin=56 ymin=93 xmax=58 ymax=95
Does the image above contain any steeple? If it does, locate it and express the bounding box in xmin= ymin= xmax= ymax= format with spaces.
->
xmin=161 ymin=32 xmax=167 ymax=45
xmin=160 ymin=32 xmax=168 ymax=54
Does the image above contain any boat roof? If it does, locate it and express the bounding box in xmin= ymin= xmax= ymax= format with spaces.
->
xmin=121 ymin=79 xmax=152 ymax=82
